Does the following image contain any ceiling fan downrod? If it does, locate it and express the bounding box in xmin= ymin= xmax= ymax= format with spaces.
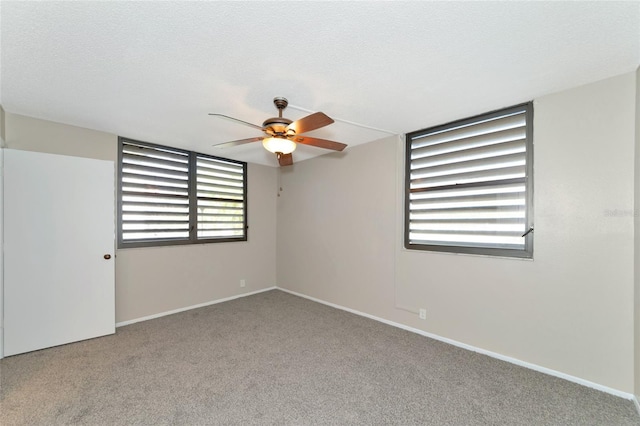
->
xmin=273 ymin=97 xmax=288 ymax=118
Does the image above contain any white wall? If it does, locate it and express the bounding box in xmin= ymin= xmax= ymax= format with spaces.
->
xmin=4 ymin=112 xmax=278 ymax=323
xmin=634 ymin=66 xmax=640 ymax=401
xmin=0 ymin=106 xmax=5 ymax=358
xmin=1 ymin=105 xmax=5 ymax=141
xmin=276 ymin=140 xmax=396 ymax=316
xmin=5 ymin=112 xmax=116 ymax=161
xmin=277 ymin=71 xmax=637 ymax=394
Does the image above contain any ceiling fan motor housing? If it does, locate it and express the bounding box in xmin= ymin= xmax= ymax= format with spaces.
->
xmin=264 ymin=97 xmax=293 ymax=136
xmin=263 ymin=117 xmax=293 ymax=136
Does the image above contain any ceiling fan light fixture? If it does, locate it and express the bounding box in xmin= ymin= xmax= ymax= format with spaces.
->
xmin=262 ymin=137 xmax=296 ymax=154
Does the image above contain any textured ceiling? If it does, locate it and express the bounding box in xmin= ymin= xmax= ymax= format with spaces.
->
xmin=1 ymin=1 xmax=639 ymax=167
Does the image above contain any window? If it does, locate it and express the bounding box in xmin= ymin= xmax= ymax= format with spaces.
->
xmin=118 ymin=137 xmax=247 ymax=248
xmin=404 ymin=103 xmax=533 ymax=258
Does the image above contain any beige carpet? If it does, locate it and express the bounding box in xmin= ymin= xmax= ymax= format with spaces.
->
xmin=1 ymin=289 xmax=638 ymax=425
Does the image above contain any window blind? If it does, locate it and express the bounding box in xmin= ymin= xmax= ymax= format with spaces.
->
xmin=196 ymin=155 xmax=246 ymax=239
xmin=118 ymin=138 xmax=247 ymax=248
xmin=121 ymin=141 xmax=190 ymax=242
xmin=405 ymin=103 xmax=533 ymax=257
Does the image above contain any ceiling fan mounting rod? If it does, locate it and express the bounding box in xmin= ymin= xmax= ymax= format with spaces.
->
xmin=273 ymin=97 xmax=288 ymax=118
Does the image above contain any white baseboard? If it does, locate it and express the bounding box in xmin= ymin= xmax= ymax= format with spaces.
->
xmin=277 ymin=287 xmax=637 ymax=404
xmin=115 ymin=287 xmax=277 ymax=327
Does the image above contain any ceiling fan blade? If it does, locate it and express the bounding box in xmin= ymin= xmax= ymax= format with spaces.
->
xmin=277 ymin=152 xmax=294 ymax=167
xmin=208 ymin=113 xmax=264 ymax=130
xmin=293 ymin=136 xmax=347 ymax=152
xmin=213 ymin=137 xmax=263 ymax=148
xmin=287 ymin=112 xmax=334 ymax=134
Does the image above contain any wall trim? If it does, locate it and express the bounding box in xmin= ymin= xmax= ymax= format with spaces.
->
xmin=115 ymin=286 xmax=277 ymax=327
xmin=277 ymin=287 xmax=636 ymax=403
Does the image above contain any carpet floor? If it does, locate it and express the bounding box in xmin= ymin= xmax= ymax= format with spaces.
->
xmin=1 ymin=289 xmax=638 ymax=425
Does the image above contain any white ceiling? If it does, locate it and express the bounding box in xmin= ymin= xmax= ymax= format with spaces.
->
xmin=1 ymin=1 xmax=639 ymax=167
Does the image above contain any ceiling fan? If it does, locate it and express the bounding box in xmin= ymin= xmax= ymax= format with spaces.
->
xmin=209 ymin=97 xmax=347 ymax=166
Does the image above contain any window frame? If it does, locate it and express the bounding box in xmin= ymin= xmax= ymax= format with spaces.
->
xmin=117 ymin=137 xmax=248 ymax=249
xmin=404 ymin=102 xmax=534 ymax=259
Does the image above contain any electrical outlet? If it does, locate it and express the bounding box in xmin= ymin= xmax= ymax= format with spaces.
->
xmin=419 ymin=308 xmax=427 ymax=320
xmin=240 ymin=279 xmax=246 ymax=288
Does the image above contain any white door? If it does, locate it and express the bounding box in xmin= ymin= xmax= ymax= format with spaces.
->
xmin=3 ymin=149 xmax=115 ymax=356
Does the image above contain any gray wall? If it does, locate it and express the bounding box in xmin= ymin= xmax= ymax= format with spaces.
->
xmin=4 ymin=112 xmax=278 ymax=323
xmin=277 ymin=71 xmax=637 ymax=394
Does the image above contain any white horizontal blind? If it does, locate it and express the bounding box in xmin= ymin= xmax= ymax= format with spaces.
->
xmin=405 ymin=103 xmax=533 ymax=257
xmin=121 ymin=141 xmax=190 ymax=242
xmin=119 ymin=139 xmax=247 ymax=247
xmin=196 ymin=155 xmax=246 ymax=239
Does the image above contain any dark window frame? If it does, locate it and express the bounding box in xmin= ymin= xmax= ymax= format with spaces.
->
xmin=404 ymin=102 xmax=534 ymax=259
xmin=118 ymin=137 xmax=248 ymax=249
